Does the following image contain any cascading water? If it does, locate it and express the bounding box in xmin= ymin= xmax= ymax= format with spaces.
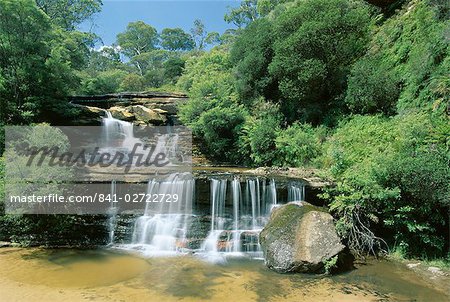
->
xmin=201 ymin=179 xmax=227 ymax=253
xmin=129 ymin=173 xmax=195 ymax=256
xmin=101 ymin=110 xmax=180 ymax=161
xmin=153 ymin=125 xmax=180 ymax=160
xmin=288 ymin=182 xmax=306 ymax=202
xmin=268 ymin=179 xmax=277 ymax=212
xmin=107 ymin=180 xmax=118 ymax=245
xmin=199 ymin=177 xmax=286 ymax=261
xmin=101 ymin=111 xmax=135 ymax=245
xmin=102 ymin=111 xmax=137 ymax=152
xmin=111 ymin=175 xmax=306 ymax=262
xmin=101 ymin=107 xmax=308 ymax=262
xmin=231 ymin=178 xmax=241 ymax=253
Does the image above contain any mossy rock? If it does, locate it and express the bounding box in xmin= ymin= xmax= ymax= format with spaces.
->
xmin=260 ymin=201 xmax=346 ymax=273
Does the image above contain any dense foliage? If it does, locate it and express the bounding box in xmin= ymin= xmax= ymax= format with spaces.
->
xmin=0 ymin=0 xmax=90 ymax=126
xmin=178 ymin=0 xmax=450 ymax=259
xmin=320 ymin=114 xmax=449 ymax=257
xmin=0 ymin=0 xmax=108 ymax=246
xmin=77 ymin=18 xmax=229 ymax=94
xmin=0 ymin=0 xmax=448 ymax=261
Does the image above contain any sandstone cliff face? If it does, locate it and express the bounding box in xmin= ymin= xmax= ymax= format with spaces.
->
xmin=69 ymin=92 xmax=187 ymax=126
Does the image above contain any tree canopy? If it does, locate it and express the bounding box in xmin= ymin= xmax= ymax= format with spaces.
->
xmin=35 ymin=0 xmax=102 ymax=30
xmin=160 ymin=28 xmax=195 ymax=51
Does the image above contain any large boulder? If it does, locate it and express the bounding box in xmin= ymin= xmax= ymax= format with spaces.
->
xmin=130 ymin=105 xmax=167 ymax=125
xmin=260 ymin=201 xmax=347 ymax=273
xmin=109 ymin=106 xmax=134 ymax=121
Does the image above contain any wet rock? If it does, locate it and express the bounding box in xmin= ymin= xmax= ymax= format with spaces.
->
xmin=69 ymin=104 xmax=103 ymax=125
xmin=260 ymin=201 xmax=347 ymax=273
xmin=131 ymin=105 xmax=167 ymax=125
xmin=109 ymin=106 xmax=134 ymax=121
xmin=112 ymin=214 xmax=140 ymax=244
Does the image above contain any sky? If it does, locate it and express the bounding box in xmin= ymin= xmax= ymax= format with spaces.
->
xmin=79 ymin=0 xmax=240 ymax=47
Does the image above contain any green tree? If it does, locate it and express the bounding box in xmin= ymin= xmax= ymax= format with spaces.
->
xmin=269 ymin=0 xmax=372 ymax=124
xmin=348 ymin=0 xmax=449 ymax=115
xmin=230 ymin=18 xmax=277 ymax=105
xmin=345 ymin=55 xmax=400 ymax=115
xmin=119 ymin=73 xmax=146 ymax=92
xmin=224 ymin=0 xmax=259 ymax=28
xmin=178 ymin=49 xmax=246 ymax=162
xmin=190 ymin=19 xmax=207 ymax=50
xmin=78 ymin=69 xmax=127 ymax=94
xmin=256 ymin=0 xmax=290 ymax=16
xmin=240 ymin=101 xmax=282 ymax=166
xmin=160 ymin=28 xmax=194 ymax=51
xmin=163 ymin=57 xmax=186 ymax=84
xmin=0 ymin=0 xmax=84 ymax=125
xmin=224 ymin=0 xmax=290 ymax=28
xmin=205 ymin=32 xmax=221 ymax=47
xmin=35 ymin=0 xmax=102 ymax=30
xmin=195 ymin=105 xmax=248 ymax=162
xmin=84 ymin=46 xmax=122 ymax=73
xmin=116 ymin=21 xmax=159 ymax=74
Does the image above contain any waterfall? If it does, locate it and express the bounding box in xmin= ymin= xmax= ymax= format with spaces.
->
xmin=130 ymin=173 xmax=195 ymax=255
xmin=210 ymin=179 xmax=227 ymax=232
xmin=100 ymin=107 xmax=310 ymax=262
xmin=114 ymin=175 xmax=307 ymax=262
xmin=102 ymin=110 xmax=137 ymax=152
xmin=107 ymin=180 xmax=118 ymax=245
xmin=288 ymin=182 xmax=306 ymax=202
xmin=268 ymin=179 xmax=277 ymax=211
xmin=153 ymin=132 xmax=180 ymax=160
xmin=231 ymin=177 xmax=241 ymax=253
xmin=202 ymin=179 xmax=227 ymax=253
xmin=200 ymin=177 xmax=282 ymax=258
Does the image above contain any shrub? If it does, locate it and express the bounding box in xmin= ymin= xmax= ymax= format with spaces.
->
xmin=194 ymin=105 xmax=248 ymax=163
xmin=163 ymin=57 xmax=186 ymax=84
xmin=269 ymin=0 xmax=373 ymax=123
xmin=177 ymin=49 xmax=246 ymax=163
xmin=119 ymin=73 xmax=146 ymax=92
xmin=274 ymin=123 xmax=325 ymax=167
xmin=230 ymin=18 xmax=277 ymax=105
xmin=240 ymin=101 xmax=282 ymax=166
xmin=79 ymin=69 xmax=127 ymax=94
xmin=345 ymin=55 xmax=400 ymax=115
xmin=321 ymin=113 xmax=450 ymax=257
xmin=380 ymin=149 xmax=449 ymax=257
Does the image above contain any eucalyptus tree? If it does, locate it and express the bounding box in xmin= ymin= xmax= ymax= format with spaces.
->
xmin=160 ymin=28 xmax=195 ymax=51
xmin=0 ymin=0 xmax=85 ymax=124
xmin=35 ymin=0 xmax=102 ymax=30
xmin=116 ymin=21 xmax=159 ymax=75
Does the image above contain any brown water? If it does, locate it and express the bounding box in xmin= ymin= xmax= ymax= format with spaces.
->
xmin=0 ymin=248 xmax=448 ymax=302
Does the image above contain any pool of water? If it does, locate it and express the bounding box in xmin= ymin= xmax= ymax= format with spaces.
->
xmin=0 ymin=248 xmax=448 ymax=301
